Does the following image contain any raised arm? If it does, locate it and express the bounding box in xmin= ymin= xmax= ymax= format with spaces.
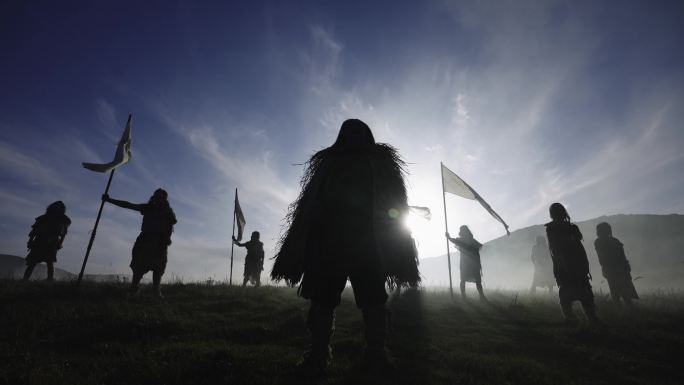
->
xmin=232 ymin=236 xmax=246 ymax=247
xmin=102 ymin=194 xmax=144 ymax=212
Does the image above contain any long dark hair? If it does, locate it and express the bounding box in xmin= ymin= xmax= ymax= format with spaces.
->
xmin=46 ymin=201 xmax=66 ymax=216
xmin=149 ymin=188 xmax=169 ymax=206
xmin=596 ymin=222 xmax=612 ymax=238
xmin=549 ymin=202 xmax=570 ymax=222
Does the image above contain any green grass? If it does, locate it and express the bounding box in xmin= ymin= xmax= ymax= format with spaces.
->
xmin=1 ymin=280 xmax=682 ymax=385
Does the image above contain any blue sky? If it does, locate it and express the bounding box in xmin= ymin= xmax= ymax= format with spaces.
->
xmin=1 ymin=0 xmax=683 ymax=281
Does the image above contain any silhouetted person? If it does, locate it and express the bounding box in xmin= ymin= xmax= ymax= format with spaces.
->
xmin=233 ymin=231 xmax=265 ymax=287
xmin=102 ymin=189 xmax=176 ymax=298
xmin=594 ymin=222 xmax=638 ymax=307
xmin=271 ymin=119 xmax=419 ymax=376
xmin=446 ymin=226 xmax=485 ymax=300
xmin=545 ymin=203 xmax=599 ymax=325
xmin=530 ymin=236 xmax=555 ymax=294
xmin=23 ymin=201 xmax=71 ymax=281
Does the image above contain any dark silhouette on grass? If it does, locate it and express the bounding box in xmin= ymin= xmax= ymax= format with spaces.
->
xmin=594 ymin=222 xmax=639 ymax=307
xmin=530 ymin=235 xmax=555 ymax=294
xmin=446 ymin=226 xmax=486 ymax=300
xmin=23 ymin=201 xmax=71 ymax=281
xmin=233 ymin=231 xmax=265 ymax=287
xmin=102 ymin=189 xmax=176 ymax=298
xmin=545 ymin=203 xmax=599 ymax=325
xmin=271 ymin=119 xmax=419 ymax=376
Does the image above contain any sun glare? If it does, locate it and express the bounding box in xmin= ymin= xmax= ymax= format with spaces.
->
xmin=405 ymin=210 xmax=429 ymax=235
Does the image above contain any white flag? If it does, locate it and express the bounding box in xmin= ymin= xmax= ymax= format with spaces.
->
xmin=409 ymin=206 xmax=432 ymax=221
xmin=441 ymin=163 xmax=510 ymax=235
xmin=83 ymin=114 xmax=132 ymax=173
xmin=234 ymin=190 xmax=246 ymax=241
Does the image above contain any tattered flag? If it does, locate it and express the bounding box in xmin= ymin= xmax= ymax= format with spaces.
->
xmin=441 ymin=163 xmax=510 ymax=235
xmin=234 ymin=190 xmax=246 ymax=241
xmin=83 ymin=114 xmax=132 ymax=173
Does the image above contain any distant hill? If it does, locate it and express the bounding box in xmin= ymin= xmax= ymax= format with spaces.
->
xmin=0 ymin=254 xmax=130 ymax=282
xmin=418 ymin=214 xmax=684 ymax=291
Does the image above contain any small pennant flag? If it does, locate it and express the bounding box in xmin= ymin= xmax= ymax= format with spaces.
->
xmin=442 ymin=163 xmax=510 ymax=235
xmin=234 ymin=190 xmax=246 ymax=241
xmin=83 ymin=114 xmax=132 ymax=173
xmin=409 ymin=206 xmax=432 ymax=221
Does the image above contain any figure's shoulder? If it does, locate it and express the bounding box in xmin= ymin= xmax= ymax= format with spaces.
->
xmin=63 ymin=215 xmax=72 ymax=225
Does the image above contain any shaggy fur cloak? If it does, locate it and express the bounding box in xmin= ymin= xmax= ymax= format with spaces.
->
xmin=271 ymin=128 xmax=419 ymax=288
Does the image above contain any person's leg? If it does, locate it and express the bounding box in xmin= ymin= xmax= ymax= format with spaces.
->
xmin=351 ymin=269 xmax=391 ymax=370
xmin=46 ymin=262 xmax=54 ymax=281
xmin=306 ymin=301 xmax=335 ymax=359
xmin=298 ymin=272 xmax=347 ymax=375
xmin=460 ymin=281 xmax=466 ymax=298
xmin=558 ymin=286 xmax=577 ymax=322
xmin=255 ymin=273 xmax=261 ymax=287
xmin=23 ymin=263 xmax=36 ymax=281
xmin=130 ymin=271 xmax=144 ymax=296
xmin=578 ymin=282 xmax=599 ymax=324
xmin=242 ymin=275 xmax=249 ymax=286
xmin=580 ymin=297 xmax=600 ymax=325
xmin=560 ymin=300 xmax=577 ymax=321
xmin=476 ymin=282 xmax=486 ymax=301
xmin=152 ymin=270 xmax=163 ymax=298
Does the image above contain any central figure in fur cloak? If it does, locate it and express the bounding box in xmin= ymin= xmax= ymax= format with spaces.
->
xmin=271 ymin=119 xmax=419 ymax=374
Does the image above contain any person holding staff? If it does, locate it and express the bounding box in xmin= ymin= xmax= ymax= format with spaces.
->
xmin=446 ymin=226 xmax=486 ymax=300
xmin=103 ymin=189 xmax=176 ymax=298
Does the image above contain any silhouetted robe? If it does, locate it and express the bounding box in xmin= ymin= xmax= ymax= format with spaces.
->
xmin=452 ymin=237 xmax=483 ymax=283
xmin=594 ymin=237 xmax=638 ymax=300
xmin=26 ymin=214 xmax=71 ymax=265
xmin=242 ymin=240 xmax=265 ymax=277
xmin=531 ymin=243 xmax=554 ymax=287
xmin=545 ymin=221 xmax=593 ymax=302
xmin=131 ymin=203 xmax=177 ymax=274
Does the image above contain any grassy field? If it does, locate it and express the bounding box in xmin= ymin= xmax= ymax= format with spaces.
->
xmin=1 ymin=281 xmax=682 ymax=385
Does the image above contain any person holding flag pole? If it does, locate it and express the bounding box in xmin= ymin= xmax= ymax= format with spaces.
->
xmin=101 ymin=189 xmax=176 ymax=298
xmin=440 ymin=162 xmax=509 ymax=299
xmin=230 ymin=188 xmax=246 ymax=285
xmin=77 ymin=114 xmax=133 ymax=286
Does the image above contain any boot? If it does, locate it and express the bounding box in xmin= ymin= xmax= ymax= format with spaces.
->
xmin=297 ymin=302 xmax=334 ymax=377
xmin=361 ymin=304 xmax=394 ymax=372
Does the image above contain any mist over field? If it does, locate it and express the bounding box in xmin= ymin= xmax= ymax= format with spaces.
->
xmin=420 ymin=214 xmax=684 ymax=291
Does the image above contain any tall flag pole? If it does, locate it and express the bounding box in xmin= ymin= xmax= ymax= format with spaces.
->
xmin=78 ymin=114 xmax=133 ymax=286
xmin=230 ymin=188 xmax=246 ymax=285
xmin=440 ymin=162 xmax=455 ymax=299
xmin=230 ymin=191 xmax=236 ymax=286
